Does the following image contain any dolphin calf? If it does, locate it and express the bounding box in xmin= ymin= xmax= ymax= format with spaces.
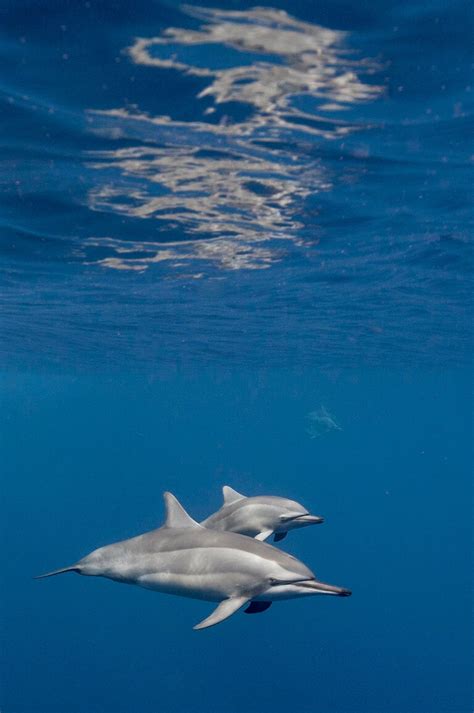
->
xmin=201 ymin=486 xmax=324 ymax=542
xmin=36 ymin=492 xmax=350 ymax=630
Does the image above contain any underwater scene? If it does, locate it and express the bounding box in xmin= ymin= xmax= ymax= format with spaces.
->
xmin=1 ymin=1 xmax=472 ymax=712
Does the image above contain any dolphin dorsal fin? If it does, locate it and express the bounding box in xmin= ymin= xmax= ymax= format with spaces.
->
xmin=163 ymin=492 xmax=202 ymax=529
xmin=222 ymin=485 xmax=245 ymax=505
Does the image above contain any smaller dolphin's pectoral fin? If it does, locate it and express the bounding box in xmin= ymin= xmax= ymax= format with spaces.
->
xmin=244 ymin=601 xmax=272 ymax=615
xmin=193 ymin=596 xmax=250 ymax=630
xmin=222 ymin=485 xmax=245 ymax=505
xmin=274 ymin=532 xmax=287 ymax=542
xmin=163 ymin=492 xmax=203 ymax=530
xmin=255 ymin=529 xmax=273 ymax=541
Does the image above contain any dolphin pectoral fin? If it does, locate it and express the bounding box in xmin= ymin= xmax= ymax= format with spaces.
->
xmin=193 ymin=596 xmax=250 ymax=630
xmin=255 ymin=529 xmax=273 ymax=541
xmin=273 ymin=532 xmax=287 ymax=542
xmin=244 ymin=601 xmax=272 ymax=615
xmin=222 ymin=485 xmax=245 ymax=505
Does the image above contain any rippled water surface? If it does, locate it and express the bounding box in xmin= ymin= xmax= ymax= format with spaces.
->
xmin=2 ymin=0 xmax=472 ymax=368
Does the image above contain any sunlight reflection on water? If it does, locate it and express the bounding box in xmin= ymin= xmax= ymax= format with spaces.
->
xmin=85 ymin=6 xmax=383 ymax=272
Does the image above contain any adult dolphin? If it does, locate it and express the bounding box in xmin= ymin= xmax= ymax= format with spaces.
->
xmin=201 ymin=486 xmax=324 ymax=542
xmin=36 ymin=492 xmax=350 ymax=630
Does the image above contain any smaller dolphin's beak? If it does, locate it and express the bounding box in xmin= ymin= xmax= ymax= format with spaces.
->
xmin=279 ymin=512 xmax=324 ymax=526
xmin=299 ymin=580 xmax=352 ymax=596
xmin=296 ymin=514 xmax=324 ymax=525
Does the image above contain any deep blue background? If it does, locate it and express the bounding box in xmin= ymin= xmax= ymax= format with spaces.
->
xmin=1 ymin=0 xmax=472 ymax=711
xmin=1 ymin=369 xmax=472 ymax=712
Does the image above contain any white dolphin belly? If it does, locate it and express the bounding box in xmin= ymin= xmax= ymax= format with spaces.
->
xmin=100 ymin=546 xmax=277 ymax=602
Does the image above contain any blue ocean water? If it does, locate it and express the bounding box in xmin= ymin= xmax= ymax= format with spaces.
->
xmin=1 ymin=1 xmax=472 ymax=712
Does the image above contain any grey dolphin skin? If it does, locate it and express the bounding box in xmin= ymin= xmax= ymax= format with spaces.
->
xmin=36 ymin=492 xmax=350 ymax=630
xmin=201 ymin=486 xmax=324 ymax=542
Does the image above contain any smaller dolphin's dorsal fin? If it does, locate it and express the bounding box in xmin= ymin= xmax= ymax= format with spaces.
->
xmin=222 ymin=485 xmax=245 ymax=505
xmin=163 ymin=492 xmax=203 ymax=529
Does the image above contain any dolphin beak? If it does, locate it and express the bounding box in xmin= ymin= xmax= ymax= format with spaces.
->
xmin=299 ymin=580 xmax=352 ymax=596
xmin=296 ymin=514 xmax=324 ymax=525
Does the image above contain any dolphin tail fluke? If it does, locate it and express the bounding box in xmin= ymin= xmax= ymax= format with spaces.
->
xmin=34 ymin=565 xmax=80 ymax=579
